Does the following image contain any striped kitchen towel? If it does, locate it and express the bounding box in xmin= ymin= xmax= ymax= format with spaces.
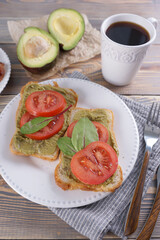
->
xmin=49 ymin=71 xmax=160 ymax=240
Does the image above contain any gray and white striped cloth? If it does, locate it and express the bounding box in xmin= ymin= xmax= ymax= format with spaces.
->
xmin=49 ymin=72 xmax=160 ymax=240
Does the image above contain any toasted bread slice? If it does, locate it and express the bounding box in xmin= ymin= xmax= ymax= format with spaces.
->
xmin=10 ymin=81 xmax=78 ymax=161
xmin=55 ymin=108 xmax=123 ymax=191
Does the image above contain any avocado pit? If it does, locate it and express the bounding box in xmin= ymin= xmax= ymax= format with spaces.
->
xmin=24 ymin=36 xmax=51 ymax=59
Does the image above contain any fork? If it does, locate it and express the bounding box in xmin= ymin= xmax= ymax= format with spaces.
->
xmin=124 ymin=102 xmax=160 ymax=236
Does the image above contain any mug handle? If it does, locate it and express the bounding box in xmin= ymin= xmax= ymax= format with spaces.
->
xmin=147 ymin=17 xmax=158 ymax=29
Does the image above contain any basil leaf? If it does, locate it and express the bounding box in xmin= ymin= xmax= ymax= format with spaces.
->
xmin=71 ymin=117 xmax=99 ymax=151
xmin=20 ymin=117 xmax=52 ymax=134
xmin=57 ymin=137 xmax=77 ymax=156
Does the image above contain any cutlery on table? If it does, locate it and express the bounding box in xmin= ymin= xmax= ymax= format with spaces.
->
xmin=124 ymin=103 xmax=160 ymax=236
xmin=136 ymin=165 xmax=160 ymax=240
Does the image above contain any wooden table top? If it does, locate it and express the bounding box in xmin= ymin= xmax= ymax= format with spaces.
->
xmin=0 ymin=0 xmax=160 ymax=239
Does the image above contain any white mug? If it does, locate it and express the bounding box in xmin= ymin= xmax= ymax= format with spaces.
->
xmin=101 ymin=13 xmax=157 ymax=86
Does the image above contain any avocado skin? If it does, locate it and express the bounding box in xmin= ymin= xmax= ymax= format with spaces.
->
xmin=19 ymin=58 xmax=56 ymax=74
xmin=59 ymin=43 xmax=75 ymax=52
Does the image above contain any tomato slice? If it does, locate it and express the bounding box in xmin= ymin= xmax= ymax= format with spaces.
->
xmin=25 ymin=90 xmax=66 ymax=117
xmin=67 ymin=120 xmax=109 ymax=143
xmin=66 ymin=121 xmax=77 ymax=137
xmin=71 ymin=141 xmax=118 ymax=185
xmin=0 ymin=62 xmax=5 ymax=82
xmin=20 ymin=111 xmax=64 ymax=140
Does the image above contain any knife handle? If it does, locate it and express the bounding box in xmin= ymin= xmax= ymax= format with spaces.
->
xmin=136 ymin=184 xmax=160 ymax=240
xmin=125 ymin=151 xmax=150 ymax=236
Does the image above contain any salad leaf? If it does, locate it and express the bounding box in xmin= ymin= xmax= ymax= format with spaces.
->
xmin=20 ymin=116 xmax=52 ymax=134
xmin=71 ymin=117 xmax=99 ymax=151
xmin=57 ymin=137 xmax=77 ymax=156
xmin=20 ymin=105 xmax=72 ymax=134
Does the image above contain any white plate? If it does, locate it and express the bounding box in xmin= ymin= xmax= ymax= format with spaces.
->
xmin=0 ymin=78 xmax=139 ymax=208
xmin=0 ymin=48 xmax=11 ymax=93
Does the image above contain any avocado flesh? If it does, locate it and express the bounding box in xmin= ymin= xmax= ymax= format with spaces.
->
xmin=17 ymin=27 xmax=59 ymax=73
xmin=48 ymin=8 xmax=85 ymax=50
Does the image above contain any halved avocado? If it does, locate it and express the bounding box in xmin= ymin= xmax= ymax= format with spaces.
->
xmin=48 ymin=8 xmax=85 ymax=51
xmin=17 ymin=27 xmax=59 ymax=74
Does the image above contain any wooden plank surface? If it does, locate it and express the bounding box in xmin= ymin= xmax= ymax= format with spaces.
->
xmin=0 ymin=44 xmax=160 ymax=95
xmin=0 ymin=18 xmax=160 ymax=44
xmin=0 ymin=0 xmax=160 ymax=20
xmin=0 ymin=0 xmax=160 ymax=239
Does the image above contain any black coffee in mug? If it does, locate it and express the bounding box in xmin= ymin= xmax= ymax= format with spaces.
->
xmin=106 ymin=21 xmax=150 ymax=46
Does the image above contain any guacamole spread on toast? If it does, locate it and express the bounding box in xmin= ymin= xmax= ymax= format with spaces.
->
xmin=59 ymin=109 xmax=119 ymax=187
xmin=13 ymin=83 xmax=77 ymax=156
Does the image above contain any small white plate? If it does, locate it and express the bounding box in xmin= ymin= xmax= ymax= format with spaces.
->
xmin=0 ymin=48 xmax=11 ymax=93
xmin=0 ymin=78 xmax=139 ymax=208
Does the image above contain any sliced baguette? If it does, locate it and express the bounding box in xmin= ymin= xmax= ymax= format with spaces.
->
xmin=10 ymin=81 xmax=78 ymax=161
xmin=55 ymin=107 xmax=123 ymax=191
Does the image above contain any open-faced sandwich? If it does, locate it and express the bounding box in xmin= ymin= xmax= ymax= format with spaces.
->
xmin=10 ymin=81 xmax=78 ymax=161
xmin=56 ymin=108 xmax=123 ymax=192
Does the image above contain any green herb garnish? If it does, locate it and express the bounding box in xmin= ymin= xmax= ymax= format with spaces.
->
xmin=20 ymin=105 xmax=72 ymax=134
xmin=57 ymin=137 xmax=76 ymax=157
xmin=57 ymin=117 xmax=99 ymax=156
xmin=71 ymin=117 xmax=98 ymax=151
